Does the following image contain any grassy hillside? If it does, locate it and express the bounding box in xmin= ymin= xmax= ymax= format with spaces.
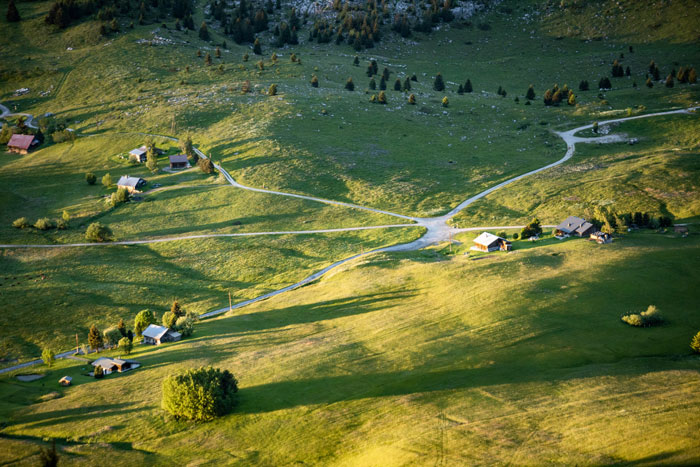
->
xmin=451 ymin=111 xmax=700 ymax=227
xmin=1 ymin=232 xmax=699 ymax=464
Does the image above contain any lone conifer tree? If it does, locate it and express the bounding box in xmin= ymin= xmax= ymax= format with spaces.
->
xmin=433 ymin=73 xmax=445 ymax=91
xmin=353 ymin=55 xmax=359 ymax=66
xmin=526 ymin=85 xmax=535 ymax=100
xmin=403 ymin=77 xmax=411 ymax=91
xmin=665 ymin=74 xmax=674 ymax=87
xmin=457 ymin=84 xmax=464 ymax=94
xmin=205 ymin=52 xmax=212 ymax=65
xmin=253 ymin=38 xmax=262 ymax=55
xmin=464 ymin=79 xmax=472 ymax=93
xmin=369 ymin=77 xmax=376 ymax=90
xmin=379 ymin=76 xmax=386 ymax=90
xmin=88 ymin=324 xmax=103 ymax=351
xmin=6 ymin=0 xmax=20 ymax=22
xmin=345 ymin=77 xmax=355 ymax=91
xmin=310 ymin=75 xmax=319 ymax=87
xmin=646 ymin=77 xmax=653 ymax=88
xmin=442 ymin=96 xmax=449 ymax=107
xmin=408 ymin=93 xmax=416 ymax=105
xmin=199 ymin=22 xmax=210 ymax=41
xmin=378 ymin=90 xmax=387 ymax=104
xmin=689 ymin=68 xmax=697 ymax=84
xmin=394 ymin=79 xmax=401 ymax=91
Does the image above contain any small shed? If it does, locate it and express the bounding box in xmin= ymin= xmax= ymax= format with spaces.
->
xmin=472 ymin=232 xmax=512 ymax=252
xmin=169 ymin=154 xmax=188 ymax=169
xmin=590 ymin=231 xmax=612 ymax=244
xmin=59 ymin=376 xmax=72 ymax=386
xmin=117 ymin=175 xmax=147 ymax=194
xmin=142 ymin=324 xmax=182 ymax=345
xmin=674 ymin=225 xmax=689 ymax=235
xmin=7 ymin=134 xmax=39 ymax=155
xmin=129 ymin=146 xmax=148 ymax=163
xmin=555 ymin=216 xmax=595 ymax=238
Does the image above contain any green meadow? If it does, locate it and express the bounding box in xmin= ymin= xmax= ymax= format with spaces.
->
xmin=1 ymin=232 xmax=699 ymax=464
xmin=1 ymin=0 xmax=700 ymax=464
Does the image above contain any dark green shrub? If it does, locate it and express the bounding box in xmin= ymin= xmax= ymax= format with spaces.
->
xmin=85 ymin=222 xmax=113 ymax=242
xmin=119 ymin=336 xmax=133 ymax=355
xmin=198 ymin=158 xmax=214 ymax=174
xmin=433 ymin=73 xmax=445 ymax=91
xmin=86 ymin=172 xmax=97 ymax=185
xmin=94 ymin=365 xmax=104 ymax=378
xmin=161 ymin=367 xmax=238 ymax=421
xmin=134 ymin=309 xmax=156 ymax=336
xmin=310 ymin=75 xmax=318 ymax=87
xmin=345 ymin=77 xmax=355 ymax=91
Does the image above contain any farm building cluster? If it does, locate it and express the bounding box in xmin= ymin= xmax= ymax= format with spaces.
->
xmin=472 ymin=215 xmax=613 ymax=252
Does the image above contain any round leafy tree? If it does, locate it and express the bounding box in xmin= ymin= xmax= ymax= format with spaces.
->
xmin=161 ymin=367 xmax=239 ymax=421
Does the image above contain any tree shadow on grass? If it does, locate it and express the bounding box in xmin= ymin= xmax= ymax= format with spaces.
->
xmin=13 ymin=402 xmax=141 ymax=428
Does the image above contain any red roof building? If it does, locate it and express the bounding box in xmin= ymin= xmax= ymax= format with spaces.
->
xmin=7 ymin=134 xmax=38 ymax=154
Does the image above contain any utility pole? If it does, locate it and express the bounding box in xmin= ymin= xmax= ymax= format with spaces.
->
xmin=75 ymin=333 xmax=79 ymax=354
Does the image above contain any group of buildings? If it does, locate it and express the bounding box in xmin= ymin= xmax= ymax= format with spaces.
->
xmin=128 ymin=145 xmax=189 ymax=169
xmin=471 ymin=216 xmax=612 ymax=253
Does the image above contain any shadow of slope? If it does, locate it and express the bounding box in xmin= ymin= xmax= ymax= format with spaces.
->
xmin=234 ymin=357 xmax=700 ymax=415
xmin=12 ymin=402 xmax=141 ymax=428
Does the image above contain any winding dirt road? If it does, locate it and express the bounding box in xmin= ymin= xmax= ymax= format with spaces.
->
xmin=0 ymin=105 xmax=696 ymax=373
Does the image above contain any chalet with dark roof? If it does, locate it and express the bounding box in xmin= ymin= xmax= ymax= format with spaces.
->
xmin=555 ymin=216 xmax=595 ymax=238
xmin=169 ymin=154 xmax=188 ymax=169
xmin=117 ymin=175 xmax=147 ymax=194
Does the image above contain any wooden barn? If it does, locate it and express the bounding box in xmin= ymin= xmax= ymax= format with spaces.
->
xmin=169 ymin=154 xmax=188 ymax=169
xmin=555 ymin=216 xmax=595 ymax=238
xmin=117 ymin=175 xmax=147 ymax=194
xmin=129 ymin=146 xmax=148 ymax=163
xmin=142 ymin=324 xmax=181 ymax=345
xmin=472 ymin=232 xmax=512 ymax=252
xmin=7 ymin=134 xmax=39 ymax=155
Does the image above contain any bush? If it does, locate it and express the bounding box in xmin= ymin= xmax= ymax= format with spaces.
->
xmin=176 ymin=316 xmax=195 ymax=337
xmin=94 ymin=365 xmax=104 ymax=378
xmin=310 ymin=75 xmax=318 ymax=87
xmin=119 ymin=336 xmax=133 ymax=355
xmin=12 ymin=217 xmax=29 ymax=229
xmin=161 ymin=367 xmax=238 ymax=421
xmin=34 ymin=217 xmax=54 ymax=230
xmin=268 ymin=83 xmax=277 ymax=96
xmin=691 ymin=331 xmax=700 ymax=354
xmin=441 ymin=96 xmax=449 ymax=107
xmin=622 ymin=305 xmax=663 ymax=327
xmin=433 ymin=73 xmax=445 ymax=91
xmin=110 ymin=187 xmax=130 ymax=207
xmin=408 ymin=94 xmax=416 ymax=105
xmin=42 ymin=348 xmax=55 ymax=367
xmin=512 ymin=232 xmax=519 ymax=240
xmin=85 ymin=222 xmax=113 ymax=242
xmin=198 ymin=158 xmax=215 ymax=174
xmin=103 ymin=327 xmax=122 ymax=347
xmin=377 ymin=91 xmax=387 ymax=104
xmin=520 ymin=218 xmax=542 ymax=239
xmin=102 ymin=173 xmax=113 ymax=187
xmin=134 ymin=309 xmax=156 ymax=336
xmin=86 ymin=172 xmax=97 ymax=185
xmin=162 ymin=311 xmax=178 ymax=329
xmin=345 ymin=77 xmax=355 ymax=91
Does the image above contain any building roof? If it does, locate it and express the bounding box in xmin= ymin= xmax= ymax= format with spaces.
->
xmin=117 ymin=175 xmax=145 ymax=188
xmin=168 ymin=330 xmax=182 ymax=339
xmin=556 ymin=216 xmax=588 ymax=234
xmin=129 ymin=146 xmax=147 ymax=157
xmin=7 ymin=134 xmax=37 ymax=150
xmin=169 ymin=154 xmax=188 ymax=163
xmin=575 ymin=222 xmax=594 ymax=235
xmin=92 ymin=357 xmax=119 ymax=370
xmin=473 ymin=232 xmax=504 ymax=247
xmin=142 ymin=324 xmax=170 ymax=340
xmin=59 ymin=376 xmax=72 ymax=382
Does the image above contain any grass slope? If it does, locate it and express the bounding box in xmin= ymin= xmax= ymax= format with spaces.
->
xmin=1 ymin=232 xmax=699 ymax=464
